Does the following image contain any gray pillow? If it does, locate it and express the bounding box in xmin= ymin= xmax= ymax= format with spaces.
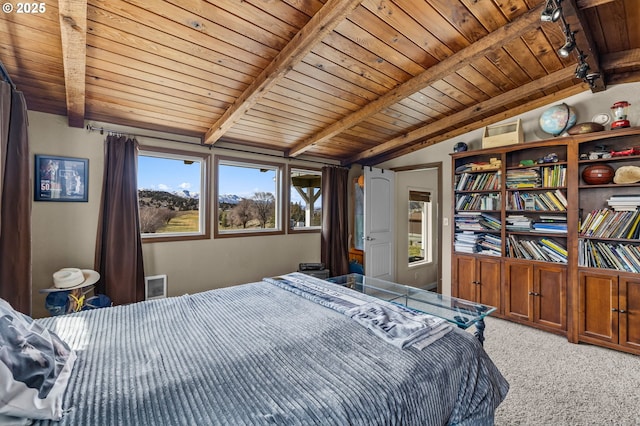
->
xmin=0 ymin=298 xmax=76 ymax=420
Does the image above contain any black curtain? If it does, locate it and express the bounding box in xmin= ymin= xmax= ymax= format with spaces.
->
xmin=0 ymin=81 xmax=31 ymax=314
xmin=321 ymin=166 xmax=349 ymax=276
xmin=94 ymin=135 xmax=145 ymax=305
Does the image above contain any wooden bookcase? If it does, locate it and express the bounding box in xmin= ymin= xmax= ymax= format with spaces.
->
xmin=452 ymin=127 xmax=640 ymax=354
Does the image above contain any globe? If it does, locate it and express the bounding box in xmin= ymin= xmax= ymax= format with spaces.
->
xmin=539 ymin=103 xmax=577 ymax=136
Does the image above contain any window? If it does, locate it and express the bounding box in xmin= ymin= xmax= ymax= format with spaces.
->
xmin=137 ymin=146 xmax=210 ymax=241
xmin=408 ymin=190 xmax=432 ymax=265
xmin=289 ymin=168 xmax=322 ymax=232
xmin=215 ymin=156 xmax=283 ymax=236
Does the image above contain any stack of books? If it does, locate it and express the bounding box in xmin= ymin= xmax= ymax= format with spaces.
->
xmin=607 ymin=194 xmax=640 ymax=211
xmin=454 ymin=231 xmax=479 ymax=254
xmin=477 ymin=234 xmax=502 ymax=256
xmin=505 ymin=214 xmax=532 ymax=231
xmin=532 ymin=215 xmax=567 ymax=233
xmin=455 ymin=212 xmax=502 ymax=231
xmin=506 ymin=168 xmax=541 ymax=189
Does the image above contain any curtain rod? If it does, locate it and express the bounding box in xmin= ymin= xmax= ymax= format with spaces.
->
xmin=0 ymin=61 xmax=15 ymax=89
xmin=85 ymin=124 xmax=336 ymax=167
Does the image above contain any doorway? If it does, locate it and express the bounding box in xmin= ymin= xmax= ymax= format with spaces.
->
xmin=393 ymin=163 xmax=442 ymax=293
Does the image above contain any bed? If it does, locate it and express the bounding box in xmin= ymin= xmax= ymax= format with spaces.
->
xmin=1 ymin=273 xmax=508 ymax=425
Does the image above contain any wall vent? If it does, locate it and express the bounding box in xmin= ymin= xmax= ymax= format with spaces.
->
xmin=145 ymin=275 xmax=167 ymax=300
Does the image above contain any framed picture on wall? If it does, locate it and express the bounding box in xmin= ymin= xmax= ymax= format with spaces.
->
xmin=34 ymin=155 xmax=88 ymax=202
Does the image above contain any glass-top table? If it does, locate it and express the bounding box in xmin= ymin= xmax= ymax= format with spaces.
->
xmin=327 ymin=273 xmax=496 ymax=344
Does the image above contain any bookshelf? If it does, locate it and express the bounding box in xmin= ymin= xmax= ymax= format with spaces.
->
xmin=577 ymin=131 xmax=640 ymax=354
xmin=451 ymin=127 xmax=640 ymax=354
xmin=452 ymin=152 xmax=503 ymax=309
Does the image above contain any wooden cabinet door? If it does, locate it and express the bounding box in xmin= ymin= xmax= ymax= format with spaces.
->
xmin=504 ymin=261 xmax=533 ymax=321
xmin=477 ymin=257 xmax=501 ymax=309
xmin=535 ymin=264 xmax=566 ymax=330
xmin=579 ymin=272 xmax=618 ymax=344
xmin=619 ymin=276 xmax=640 ymax=350
xmin=453 ymin=255 xmax=476 ymax=301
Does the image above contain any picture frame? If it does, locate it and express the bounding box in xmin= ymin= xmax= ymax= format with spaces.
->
xmin=34 ymin=155 xmax=88 ymax=202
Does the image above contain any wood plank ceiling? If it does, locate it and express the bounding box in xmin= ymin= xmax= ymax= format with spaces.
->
xmin=1 ymin=0 xmax=639 ymax=165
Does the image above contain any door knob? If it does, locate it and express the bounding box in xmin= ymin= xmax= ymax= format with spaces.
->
xmin=365 ymin=236 xmax=376 ymax=241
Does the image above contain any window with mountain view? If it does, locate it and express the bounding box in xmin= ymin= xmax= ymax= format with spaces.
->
xmin=215 ymin=157 xmax=283 ymax=236
xmin=137 ymin=147 xmax=209 ymax=241
xmin=289 ymin=168 xmax=321 ymax=232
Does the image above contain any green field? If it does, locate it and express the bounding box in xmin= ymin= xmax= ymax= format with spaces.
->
xmin=158 ymin=211 xmax=199 ymax=233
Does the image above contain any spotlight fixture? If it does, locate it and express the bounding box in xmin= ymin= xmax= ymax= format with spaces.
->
xmin=541 ymin=0 xmax=600 ymax=87
xmin=558 ymin=31 xmax=576 ymax=58
xmin=575 ymin=60 xmax=589 ymax=80
xmin=585 ymin=72 xmax=601 ymax=88
xmin=541 ymin=0 xmax=562 ymax=22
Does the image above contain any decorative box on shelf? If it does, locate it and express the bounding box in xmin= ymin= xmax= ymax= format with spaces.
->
xmin=482 ymin=119 xmax=523 ymax=149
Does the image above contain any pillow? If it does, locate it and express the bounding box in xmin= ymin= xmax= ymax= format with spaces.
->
xmin=0 ymin=298 xmax=76 ymax=420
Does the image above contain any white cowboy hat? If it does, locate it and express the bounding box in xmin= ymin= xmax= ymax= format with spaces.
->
xmin=40 ymin=268 xmax=100 ymax=293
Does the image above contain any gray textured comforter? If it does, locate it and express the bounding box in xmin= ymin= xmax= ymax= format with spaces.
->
xmin=34 ymin=279 xmax=508 ymax=425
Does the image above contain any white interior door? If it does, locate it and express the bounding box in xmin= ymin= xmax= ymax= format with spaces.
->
xmin=364 ymin=167 xmax=395 ymax=281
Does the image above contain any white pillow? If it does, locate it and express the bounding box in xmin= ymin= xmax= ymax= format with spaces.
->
xmin=0 ymin=298 xmax=76 ymax=420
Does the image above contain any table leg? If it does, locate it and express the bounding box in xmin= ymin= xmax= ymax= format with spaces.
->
xmin=474 ymin=318 xmax=486 ymax=346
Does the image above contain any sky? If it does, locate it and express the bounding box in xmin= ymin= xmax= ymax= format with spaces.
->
xmin=137 ymin=155 xmax=310 ymax=203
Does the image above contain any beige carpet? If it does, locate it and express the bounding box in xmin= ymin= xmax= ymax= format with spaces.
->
xmin=482 ymin=317 xmax=640 ymax=426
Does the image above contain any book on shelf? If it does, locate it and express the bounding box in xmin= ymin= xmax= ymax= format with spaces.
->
xmin=538 ymin=214 xmax=567 ymax=221
xmin=580 ymin=208 xmax=640 ymax=239
xmin=508 ymin=191 xmax=567 ymax=211
xmin=506 ymin=168 xmax=541 ymax=189
xmin=507 ymin=236 xmax=567 ymax=263
xmin=455 ymin=193 xmax=501 ymax=211
xmin=579 ymin=239 xmax=640 ymax=272
xmin=539 ymin=238 xmax=568 ymax=257
xmin=532 ymin=222 xmax=567 ymax=233
xmin=505 ymin=214 xmax=532 ymax=231
xmin=454 ymin=231 xmax=502 ymax=256
xmin=456 ymin=172 xmax=502 ymax=191
xmin=541 ymin=164 xmax=567 ymax=187
xmin=606 ymin=194 xmax=640 ymax=211
xmin=454 ymin=212 xmax=501 ymax=231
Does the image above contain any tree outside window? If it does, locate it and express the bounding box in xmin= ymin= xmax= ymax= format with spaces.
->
xmin=137 ymin=147 xmax=209 ymax=242
xmin=215 ymin=157 xmax=283 ymax=236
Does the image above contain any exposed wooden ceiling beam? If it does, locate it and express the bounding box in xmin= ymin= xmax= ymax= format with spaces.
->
xmin=366 ymin=84 xmax=590 ymax=166
xmin=601 ymin=48 xmax=640 ymax=74
xmin=576 ymin=0 xmax=615 ymax=8
xmin=346 ymin=66 xmax=578 ymax=164
xmin=561 ymin=0 xmax=606 ymax=92
xmin=287 ymin=3 xmax=545 ymax=158
xmin=203 ymin=0 xmax=363 ymax=146
xmin=58 ymin=0 xmax=87 ymax=128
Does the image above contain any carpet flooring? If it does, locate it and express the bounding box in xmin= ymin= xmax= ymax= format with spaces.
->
xmin=482 ymin=317 xmax=640 ymax=426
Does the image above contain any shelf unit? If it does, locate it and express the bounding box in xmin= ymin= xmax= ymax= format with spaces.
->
xmin=451 ymin=127 xmax=640 ymax=354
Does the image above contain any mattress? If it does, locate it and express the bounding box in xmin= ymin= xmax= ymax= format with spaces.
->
xmin=32 ymin=277 xmax=508 ymax=425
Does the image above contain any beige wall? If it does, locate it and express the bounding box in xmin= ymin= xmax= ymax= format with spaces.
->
xmin=27 ymin=82 xmax=640 ymax=315
xmin=380 ymin=81 xmax=640 ymax=296
xmin=29 ymin=112 xmax=321 ymax=318
xmin=394 ymin=168 xmax=440 ymax=289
